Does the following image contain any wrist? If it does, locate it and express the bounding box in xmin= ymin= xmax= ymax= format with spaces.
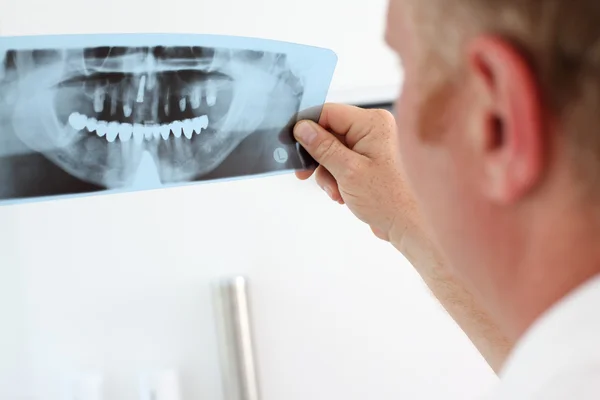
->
xmin=388 ymin=215 xmax=445 ymax=274
xmin=387 ymin=212 xmax=422 ymax=255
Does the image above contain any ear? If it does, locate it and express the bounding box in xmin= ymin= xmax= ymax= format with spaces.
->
xmin=466 ymin=36 xmax=545 ymax=203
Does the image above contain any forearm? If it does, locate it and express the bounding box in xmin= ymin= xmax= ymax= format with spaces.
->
xmin=392 ymin=227 xmax=513 ymax=374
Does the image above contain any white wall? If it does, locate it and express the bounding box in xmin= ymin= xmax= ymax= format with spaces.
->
xmin=0 ymin=0 xmax=498 ymax=399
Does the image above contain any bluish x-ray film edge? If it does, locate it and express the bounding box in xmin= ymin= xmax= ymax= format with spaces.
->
xmin=0 ymin=33 xmax=337 ymax=55
xmin=0 ymin=33 xmax=338 ymax=207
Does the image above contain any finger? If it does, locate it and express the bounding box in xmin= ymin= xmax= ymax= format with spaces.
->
xmin=370 ymin=226 xmax=390 ymax=241
xmin=293 ymin=120 xmax=365 ymax=179
xmin=295 ymin=169 xmax=315 ymax=180
xmin=317 ymin=103 xmax=396 ymax=150
xmin=314 ymin=166 xmax=342 ymax=202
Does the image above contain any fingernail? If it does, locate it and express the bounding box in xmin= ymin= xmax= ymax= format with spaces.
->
xmin=294 ymin=121 xmax=318 ymax=145
xmin=323 ymin=186 xmax=334 ymax=199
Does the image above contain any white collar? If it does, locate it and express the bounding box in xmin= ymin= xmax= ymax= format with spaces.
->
xmin=491 ymin=273 xmax=600 ymax=398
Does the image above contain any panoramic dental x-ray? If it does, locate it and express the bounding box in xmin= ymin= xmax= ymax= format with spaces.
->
xmin=0 ymin=34 xmax=337 ymax=205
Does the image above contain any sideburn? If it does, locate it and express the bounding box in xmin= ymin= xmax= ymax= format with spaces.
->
xmin=416 ymin=59 xmax=466 ymax=143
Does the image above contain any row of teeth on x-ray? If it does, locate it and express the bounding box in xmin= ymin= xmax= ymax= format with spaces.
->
xmin=68 ymin=112 xmax=210 ymax=143
xmin=92 ymin=84 xmax=218 ymax=115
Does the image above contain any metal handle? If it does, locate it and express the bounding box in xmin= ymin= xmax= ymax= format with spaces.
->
xmin=214 ymin=276 xmax=261 ymax=400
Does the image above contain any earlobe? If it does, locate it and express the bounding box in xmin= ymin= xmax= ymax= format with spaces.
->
xmin=466 ymin=35 xmax=545 ymax=204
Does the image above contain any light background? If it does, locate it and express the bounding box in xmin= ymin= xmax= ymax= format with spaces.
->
xmin=0 ymin=0 xmax=498 ymax=399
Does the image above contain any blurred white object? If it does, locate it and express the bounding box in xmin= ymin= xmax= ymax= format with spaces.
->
xmin=139 ymin=370 xmax=181 ymax=400
xmin=67 ymin=373 xmax=103 ymax=400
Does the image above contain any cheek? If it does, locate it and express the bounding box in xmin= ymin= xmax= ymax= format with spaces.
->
xmin=393 ymin=73 xmax=497 ymax=279
xmin=393 ymin=86 xmax=436 ymax=199
xmin=393 ymin=83 xmax=470 ymax=246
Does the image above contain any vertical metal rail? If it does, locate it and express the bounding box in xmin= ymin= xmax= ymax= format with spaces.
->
xmin=214 ymin=276 xmax=261 ymax=400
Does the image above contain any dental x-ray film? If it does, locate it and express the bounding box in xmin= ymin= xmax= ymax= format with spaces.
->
xmin=0 ymin=33 xmax=337 ymax=205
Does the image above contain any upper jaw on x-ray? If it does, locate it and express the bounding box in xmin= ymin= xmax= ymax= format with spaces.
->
xmin=0 ymin=46 xmax=304 ymax=188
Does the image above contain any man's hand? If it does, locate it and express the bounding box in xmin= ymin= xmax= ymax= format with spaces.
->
xmin=293 ymin=103 xmax=418 ymax=242
xmin=293 ymin=103 xmax=513 ymax=374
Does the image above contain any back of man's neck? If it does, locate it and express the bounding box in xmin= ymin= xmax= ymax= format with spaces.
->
xmin=493 ymin=214 xmax=600 ymax=343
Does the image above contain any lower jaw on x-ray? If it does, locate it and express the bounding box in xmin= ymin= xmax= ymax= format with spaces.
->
xmin=0 ymin=43 xmax=318 ymax=201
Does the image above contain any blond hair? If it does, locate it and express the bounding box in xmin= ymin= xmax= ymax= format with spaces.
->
xmin=413 ymin=0 xmax=600 ymax=180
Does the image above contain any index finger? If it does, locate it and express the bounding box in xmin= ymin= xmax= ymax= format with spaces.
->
xmin=317 ymin=103 xmax=367 ymax=130
xmin=315 ymin=103 xmax=391 ymax=149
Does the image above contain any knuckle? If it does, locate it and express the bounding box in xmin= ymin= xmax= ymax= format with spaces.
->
xmin=340 ymin=159 xmax=363 ymax=183
xmin=374 ymin=107 xmax=394 ymax=120
xmin=358 ymin=109 xmax=396 ymax=146
xmin=372 ymin=108 xmax=396 ymax=128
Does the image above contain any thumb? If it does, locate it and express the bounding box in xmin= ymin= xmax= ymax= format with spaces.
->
xmin=294 ymin=120 xmax=357 ymax=178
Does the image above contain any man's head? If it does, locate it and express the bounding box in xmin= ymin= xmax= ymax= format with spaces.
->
xmin=386 ymin=0 xmax=600 ymax=333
